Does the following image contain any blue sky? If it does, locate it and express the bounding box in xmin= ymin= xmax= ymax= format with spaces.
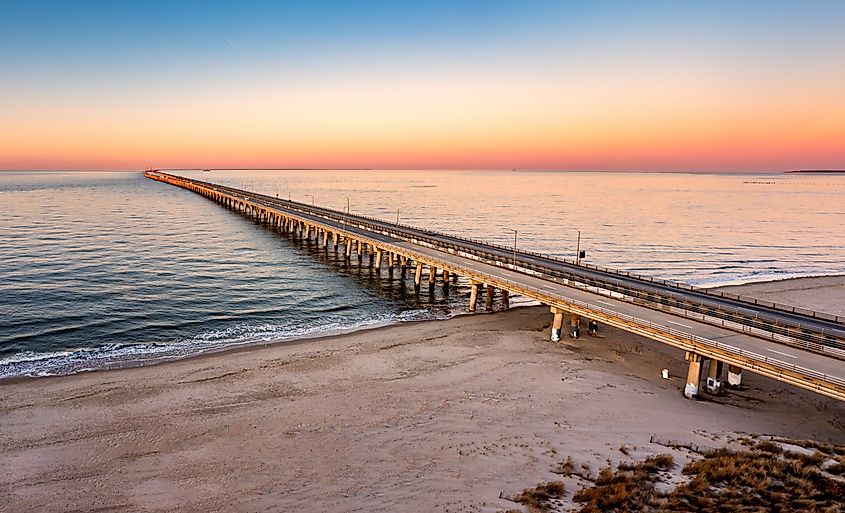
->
xmin=2 ymin=1 xmax=844 ymax=170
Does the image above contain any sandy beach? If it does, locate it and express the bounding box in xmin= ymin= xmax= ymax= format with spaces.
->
xmin=1 ymin=276 xmax=843 ymax=512
xmin=716 ymin=274 xmax=845 ymax=317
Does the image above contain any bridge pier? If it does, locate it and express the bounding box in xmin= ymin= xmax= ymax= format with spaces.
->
xmin=706 ymin=359 xmax=723 ymax=394
xmin=570 ymin=314 xmax=581 ymax=339
xmin=429 ymin=266 xmax=436 ymax=285
xmin=414 ymin=262 xmax=423 ymax=288
xmin=727 ymin=364 xmax=743 ymax=388
xmin=501 ymin=290 xmax=509 ymax=310
xmin=375 ymin=249 xmax=383 ymax=269
xmin=485 ymin=286 xmax=494 ymax=311
xmin=550 ymin=307 xmax=564 ymax=342
xmin=469 ymin=282 xmax=480 ymax=312
xmin=345 ymin=239 xmax=352 ymax=258
xmin=442 ymin=270 xmax=450 ymax=286
xmin=684 ymin=352 xmax=703 ymax=399
xmin=588 ymin=319 xmax=599 ymax=336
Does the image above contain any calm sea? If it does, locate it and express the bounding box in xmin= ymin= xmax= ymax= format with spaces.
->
xmin=2 ymin=170 xmax=843 ymax=378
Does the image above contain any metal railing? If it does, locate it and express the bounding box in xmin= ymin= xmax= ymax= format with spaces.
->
xmin=148 ymin=171 xmax=845 ymax=354
xmin=146 ymin=171 xmax=845 ymax=399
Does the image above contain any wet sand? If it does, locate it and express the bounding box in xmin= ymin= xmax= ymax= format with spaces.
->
xmin=1 ymin=276 xmax=843 ymax=512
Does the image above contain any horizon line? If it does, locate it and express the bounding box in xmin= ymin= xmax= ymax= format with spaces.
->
xmin=1 ymin=167 xmax=829 ymax=175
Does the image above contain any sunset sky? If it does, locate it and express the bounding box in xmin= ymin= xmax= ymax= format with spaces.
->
xmin=2 ymin=1 xmax=844 ymax=171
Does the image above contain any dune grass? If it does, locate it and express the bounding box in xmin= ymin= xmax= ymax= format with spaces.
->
xmin=509 ymin=439 xmax=843 ymax=512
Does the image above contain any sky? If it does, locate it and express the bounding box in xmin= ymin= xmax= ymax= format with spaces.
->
xmin=1 ymin=0 xmax=844 ymax=171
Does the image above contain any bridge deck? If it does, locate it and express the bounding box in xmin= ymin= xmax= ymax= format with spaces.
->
xmin=146 ymin=171 xmax=845 ymax=401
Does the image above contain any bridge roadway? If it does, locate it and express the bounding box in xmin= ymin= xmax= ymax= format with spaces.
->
xmin=145 ymin=171 xmax=845 ymax=402
xmin=164 ymin=173 xmax=845 ymax=361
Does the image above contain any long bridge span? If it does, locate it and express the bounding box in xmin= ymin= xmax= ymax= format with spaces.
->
xmin=145 ymin=170 xmax=845 ymax=402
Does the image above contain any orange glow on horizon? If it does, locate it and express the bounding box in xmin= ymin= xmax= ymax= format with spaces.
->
xmin=3 ymin=69 xmax=844 ymax=171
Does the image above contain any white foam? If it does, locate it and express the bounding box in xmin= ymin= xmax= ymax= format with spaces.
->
xmin=0 ymin=308 xmax=439 ymax=379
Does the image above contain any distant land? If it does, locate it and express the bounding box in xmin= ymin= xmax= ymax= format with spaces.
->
xmin=785 ymin=169 xmax=845 ymax=174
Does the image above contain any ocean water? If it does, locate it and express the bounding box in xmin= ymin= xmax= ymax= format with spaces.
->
xmin=2 ymin=170 xmax=843 ymax=378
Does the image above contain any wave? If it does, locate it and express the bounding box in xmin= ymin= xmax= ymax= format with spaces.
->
xmin=0 ymin=308 xmax=437 ymax=380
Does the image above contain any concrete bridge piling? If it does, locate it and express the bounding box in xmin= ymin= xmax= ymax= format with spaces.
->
xmin=145 ymin=171 xmax=845 ymax=405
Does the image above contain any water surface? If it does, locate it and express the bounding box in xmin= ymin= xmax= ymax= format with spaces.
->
xmin=2 ymin=170 xmax=843 ymax=378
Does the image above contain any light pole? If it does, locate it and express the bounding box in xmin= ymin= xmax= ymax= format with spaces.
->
xmin=305 ymin=194 xmax=315 ymax=205
xmin=575 ymin=229 xmax=582 ymax=265
xmin=346 ymin=197 xmax=350 ymax=214
xmin=509 ymin=229 xmax=518 ymax=267
xmin=396 ymin=208 xmax=400 ymax=225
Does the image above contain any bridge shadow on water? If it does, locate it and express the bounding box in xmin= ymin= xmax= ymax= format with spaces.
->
xmin=239 ymin=211 xmax=470 ymax=316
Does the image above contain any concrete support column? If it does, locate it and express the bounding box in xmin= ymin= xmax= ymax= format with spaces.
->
xmin=706 ymin=359 xmax=723 ymax=394
xmin=357 ymin=240 xmax=363 ymax=257
xmin=345 ymin=239 xmax=353 ymax=258
xmin=400 ymin=256 xmax=407 ymax=270
xmin=501 ymin=290 xmax=510 ymax=310
xmin=414 ymin=262 xmax=423 ymax=287
xmin=550 ymin=307 xmax=564 ymax=342
xmin=570 ymin=314 xmax=581 ymax=339
xmin=375 ymin=249 xmax=383 ymax=269
xmin=442 ymin=270 xmax=450 ymax=284
xmin=485 ymin=286 xmax=494 ymax=311
xmin=727 ymin=364 xmax=743 ymax=388
xmin=428 ymin=266 xmax=436 ymax=285
xmin=388 ymin=252 xmax=395 ymax=267
xmin=684 ymin=352 xmax=704 ymax=399
xmin=469 ymin=282 xmax=480 ymax=312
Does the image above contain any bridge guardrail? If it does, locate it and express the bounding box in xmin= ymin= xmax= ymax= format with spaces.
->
xmin=227 ymin=186 xmax=845 ymax=351
xmin=149 ymin=171 xmax=845 ymax=355
xmin=190 ymin=174 xmax=845 ymax=322
xmin=386 ymin=245 xmax=845 ymax=393
xmin=147 ymin=171 xmax=845 ymax=398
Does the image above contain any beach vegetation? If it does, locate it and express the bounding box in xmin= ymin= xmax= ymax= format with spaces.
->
xmin=563 ymin=439 xmax=844 ymax=512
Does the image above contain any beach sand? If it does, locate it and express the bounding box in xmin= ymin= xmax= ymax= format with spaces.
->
xmin=716 ymin=274 xmax=845 ymax=317
xmin=1 ymin=276 xmax=843 ymax=512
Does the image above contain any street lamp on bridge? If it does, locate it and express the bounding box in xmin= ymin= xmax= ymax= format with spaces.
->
xmin=508 ymin=229 xmax=518 ymax=267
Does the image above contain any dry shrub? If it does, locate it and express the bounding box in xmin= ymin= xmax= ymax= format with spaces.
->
xmin=573 ymin=455 xmax=673 ymax=512
xmin=511 ymin=481 xmax=566 ymax=511
xmin=567 ymin=441 xmax=844 ymax=512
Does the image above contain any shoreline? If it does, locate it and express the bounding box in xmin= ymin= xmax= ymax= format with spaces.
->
xmin=0 ymin=309 xmax=476 ymax=386
xmin=2 ymin=274 xmax=842 ymax=383
xmin=706 ymin=272 xmax=845 ymax=290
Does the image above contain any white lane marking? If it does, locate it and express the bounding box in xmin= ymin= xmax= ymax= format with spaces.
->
xmin=596 ymin=300 xmax=615 ymax=307
xmin=766 ymin=348 xmax=797 ymax=359
xmin=667 ymin=320 xmax=694 ymax=329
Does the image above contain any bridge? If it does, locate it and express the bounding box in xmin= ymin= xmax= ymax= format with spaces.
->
xmin=145 ymin=170 xmax=845 ymax=402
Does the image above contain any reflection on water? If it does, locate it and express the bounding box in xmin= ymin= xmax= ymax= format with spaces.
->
xmin=1 ymin=170 xmax=843 ymax=377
